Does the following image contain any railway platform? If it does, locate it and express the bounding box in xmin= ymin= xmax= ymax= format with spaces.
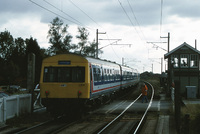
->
xmin=154 ymin=94 xmax=177 ymax=134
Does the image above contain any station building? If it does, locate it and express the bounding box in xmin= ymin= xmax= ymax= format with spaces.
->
xmin=164 ymin=42 xmax=200 ymax=98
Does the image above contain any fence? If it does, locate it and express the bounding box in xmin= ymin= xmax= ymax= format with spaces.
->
xmin=171 ymin=87 xmax=175 ymax=102
xmin=0 ymin=94 xmax=31 ymax=123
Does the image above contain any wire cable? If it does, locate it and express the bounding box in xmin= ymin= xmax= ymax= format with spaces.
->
xmin=29 ymin=0 xmax=79 ymax=24
xmin=127 ymin=0 xmax=147 ymax=41
xmin=160 ymin=0 xmax=163 ymax=36
xmin=43 ymin=0 xmax=83 ymax=26
xmin=68 ymin=0 xmax=103 ymax=29
xmin=118 ymin=0 xmax=143 ymax=41
xmin=29 ymin=0 xmax=93 ymax=30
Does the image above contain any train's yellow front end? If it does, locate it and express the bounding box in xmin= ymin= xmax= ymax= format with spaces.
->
xmin=40 ymin=54 xmax=90 ymax=101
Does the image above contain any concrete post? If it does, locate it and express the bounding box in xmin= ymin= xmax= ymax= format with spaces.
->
xmin=175 ymin=80 xmax=181 ymax=133
xmin=27 ymin=53 xmax=35 ymax=113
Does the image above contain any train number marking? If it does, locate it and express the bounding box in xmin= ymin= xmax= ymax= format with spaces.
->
xmin=60 ymin=84 xmax=66 ymax=87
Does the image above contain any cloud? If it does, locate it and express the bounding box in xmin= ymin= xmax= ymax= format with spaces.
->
xmin=165 ymin=0 xmax=200 ymax=18
xmin=1 ymin=0 xmax=200 ymax=73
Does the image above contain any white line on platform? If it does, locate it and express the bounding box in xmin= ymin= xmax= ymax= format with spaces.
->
xmin=158 ymin=101 xmax=160 ymax=111
xmin=105 ymin=100 xmax=127 ymax=114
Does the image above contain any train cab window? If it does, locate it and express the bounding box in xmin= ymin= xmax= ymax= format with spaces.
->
xmin=71 ymin=67 xmax=85 ymax=82
xmin=43 ymin=67 xmax=85 ymax=82
xmin=43 ymin=67 xmax=56 ymax=82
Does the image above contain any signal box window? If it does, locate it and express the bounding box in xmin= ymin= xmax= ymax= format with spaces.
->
xmin=190 ymin=54 xmax=198 ymax=68
xmin=180 ymin=54 xmax=189 ymax=68
xmin=171 ymin=55 xmax=179 ymax=68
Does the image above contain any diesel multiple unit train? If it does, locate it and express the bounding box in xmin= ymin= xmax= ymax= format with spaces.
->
xmin=40 ymin=53 xmax=140 ymax=113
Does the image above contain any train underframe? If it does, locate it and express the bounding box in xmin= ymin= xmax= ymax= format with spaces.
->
xmin=41 ymin=84 xmax=138 ymax=115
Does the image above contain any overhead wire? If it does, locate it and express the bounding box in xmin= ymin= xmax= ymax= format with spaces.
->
xmin=127 ymin=0 xmax=147 ymax=41
xmin=29 ymin=0 xmax=81 ymax=25
xmin=68 ymin=0 xmax=103 ymax=29
xmin=29 ymin=0 xmax=134 ymax=64
xmin=117 ymin=0 xmax=143 ymax=41
xmin=43 ymin=0 xmax=84 ymax=27
xmin=118 ymin=0 xmax=149 ymax=66
xmin=67 ymin=0 xmax=121 ymax=58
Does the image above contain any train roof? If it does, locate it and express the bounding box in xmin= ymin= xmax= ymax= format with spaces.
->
xmin=86 ymin=57 xmax=120 ymax=67
xmin=43 ymin=53 xmax=138 ymax=72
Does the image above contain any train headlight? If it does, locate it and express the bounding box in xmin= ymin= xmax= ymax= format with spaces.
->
xmin=45 ymin=91 xmax=49 ymax=98
xmin=78 ymin=90 xmax=82 ymax=98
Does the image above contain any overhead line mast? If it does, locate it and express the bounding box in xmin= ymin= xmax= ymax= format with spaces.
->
xmin=96 ymin=29 xmax=106 ymax=58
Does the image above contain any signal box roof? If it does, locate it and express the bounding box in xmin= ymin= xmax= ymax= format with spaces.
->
xmin=164 ymin=42 xmax=200 ymax=59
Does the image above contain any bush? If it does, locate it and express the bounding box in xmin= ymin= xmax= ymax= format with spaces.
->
xmin=181 ymin=104 xmax=200 ymax=134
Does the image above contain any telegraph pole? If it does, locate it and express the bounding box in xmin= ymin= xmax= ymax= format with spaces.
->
xmin=96 ymin=29 xmax=106 ymax=58
xmin=160 ymin=32 xmax=170 ymax=53
xmin=122 ymin=57 xmax=124 ymax=65
xmin=161 ymin=57 xmax=163 ymax=73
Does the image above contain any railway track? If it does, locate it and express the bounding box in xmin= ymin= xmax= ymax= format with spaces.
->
xmin=3 ymin=82 xmax=155 ymax=134
xmin=13 ymin=115 xmax=78 ymax=134
xmin=96 ymin=81 xmax=154 ymax=134
xmin=55 ymin=81 xmax=155 ymax=134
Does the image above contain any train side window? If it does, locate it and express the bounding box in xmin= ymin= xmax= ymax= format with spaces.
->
xmin=97 ymin=68 xmax=101 ymax=82
xmin=93 ymin=68 xmax=97 ymax=82
xmin=122 ymin=71 xmax=125 ymax=81
xmin=103 ymin=69 xmax=106 ymax=81
xmin=93 ymin=67 xmax=101 ymax=82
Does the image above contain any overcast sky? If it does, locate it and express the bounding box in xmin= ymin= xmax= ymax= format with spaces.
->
xmin=1 ymin=0 xmax=200 ymax=73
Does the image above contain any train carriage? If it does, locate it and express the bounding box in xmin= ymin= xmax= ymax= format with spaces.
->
xmin=87 ymin=57 xmax=122 ymax=99
xmin=40 ymin=53 xmax=139 ymax=113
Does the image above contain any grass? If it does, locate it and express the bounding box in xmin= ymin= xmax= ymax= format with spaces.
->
xmin=6 ymin=112 xmax=52 ymax=127
xmin=181 ymin=104 xmax=200 ymax=134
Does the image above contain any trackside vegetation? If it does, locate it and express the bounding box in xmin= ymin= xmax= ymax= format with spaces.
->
xmin=0 ymin=17 xmax=100 ymax=88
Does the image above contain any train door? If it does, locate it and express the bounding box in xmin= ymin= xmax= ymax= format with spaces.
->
xmin=89 ymin=63 xmax=93 ymax=94
xmin=120 ymin=66 xmax=123 ymax=89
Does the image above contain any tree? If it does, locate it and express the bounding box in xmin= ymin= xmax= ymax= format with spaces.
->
xmin=76 ymin=27 xmax=89 ymax=55
xmin=76 ymin=27 xmax=102 ymax=57
xmin=47 ymin=17 xmax=75 ymax=55
xmin=10 ymin=37 xmax=26 ymax=80
xmin=84 ymin=40 xmax=103 ymax=57
xmin=0 ymin=30 xmax=19 ymax=85
xmin=0 ymin=30 xmax=14 ymax=60
xmin=26 ymin=37 xmax=43 ymax=85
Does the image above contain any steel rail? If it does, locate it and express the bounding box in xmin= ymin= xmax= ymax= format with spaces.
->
xmin=97 ymin=81 xmax=154 ymax=134
xmin=133 ymin=81 xmax=154 ymax=134
xmin=97 ymin=94 xmax=142 ymax=134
